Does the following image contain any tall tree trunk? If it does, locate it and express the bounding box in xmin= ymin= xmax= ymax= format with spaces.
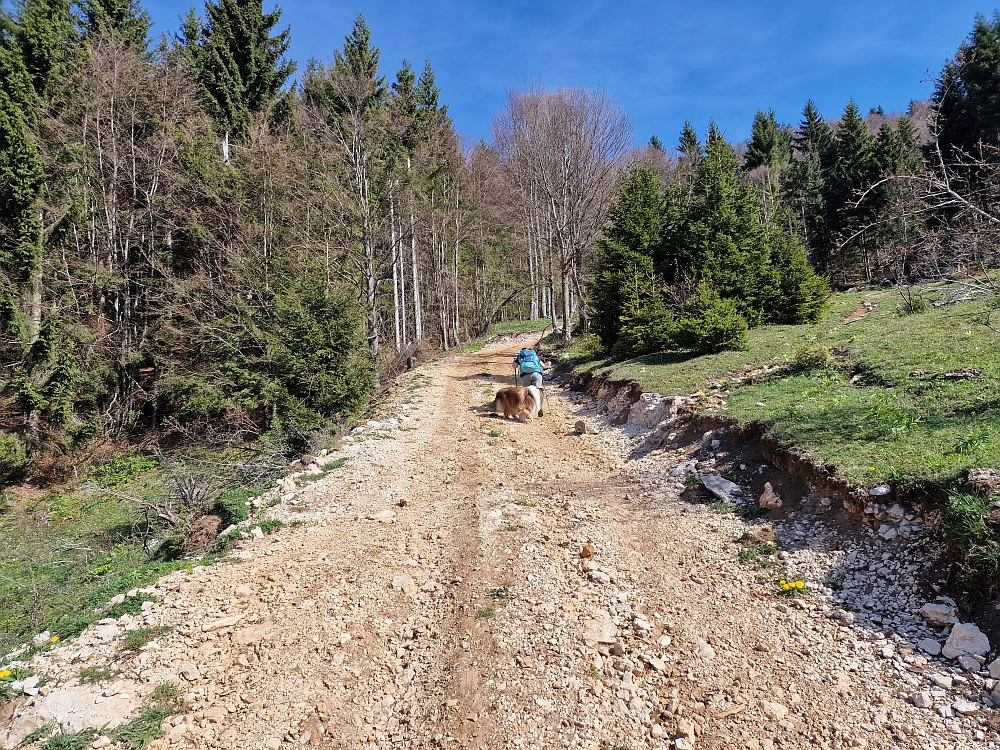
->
xmin=546 ymin=217 xmax=557 ymax=332
xmin=561 ymin=262 xmax=572 ymax=341
xmin=399 ymin=215 xmax=408 ymax=347
xmin=453 ymin=192 xmax=461 ymax=345
xmin=390 ymin=191 xmax=401 ymax=353
xmin=527 ymin=229 xmax=537 ymax=320
xmin=408 ymin=158 xmax=423 ymax=343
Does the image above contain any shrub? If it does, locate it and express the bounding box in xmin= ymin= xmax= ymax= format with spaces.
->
xmin=790 ymin=344 xmax=831 ymax=371
xmin=943 ymin=493 xmax=1000 ymax=586
xmin=674 ymin=283 xmax=748 ymax=354
xmin=0 ymin=433 xmax=29 ymax=483
xmin=612 ymin=303 xmax=675 ymax=358
xmin=895 ymin=287 xmax=928 ymax=316
xmin=216 ymin=487 xmax=261 ymax=525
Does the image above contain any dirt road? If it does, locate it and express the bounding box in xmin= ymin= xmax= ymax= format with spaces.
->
xmin=2 ymin=337 xmax=995 ymax=750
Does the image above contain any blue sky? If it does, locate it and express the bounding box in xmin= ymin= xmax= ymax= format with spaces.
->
xmin=144 ymin=0 xmax=994 ymax=147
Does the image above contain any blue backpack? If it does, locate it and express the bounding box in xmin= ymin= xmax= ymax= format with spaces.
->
xmin=516 ymin=349 xmax=541 ymax=373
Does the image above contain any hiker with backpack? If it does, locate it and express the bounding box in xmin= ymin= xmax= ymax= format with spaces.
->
xmin=513 ymin=348 xmax=543 ymax=388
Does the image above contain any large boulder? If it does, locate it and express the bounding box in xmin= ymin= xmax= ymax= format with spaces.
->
xmin=700 ymin=474 xmax=743 ymax=502
xmin=920 ymin=602 xmax=959 ymax=627
xmin=2 ymin=684 xmax=136 ymax=748
xmin=942 ymin=622 xmax=990 ymax=660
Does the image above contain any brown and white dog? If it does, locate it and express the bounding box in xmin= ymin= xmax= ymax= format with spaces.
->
xmin=493 ymin=385 xmax=545 ymax=422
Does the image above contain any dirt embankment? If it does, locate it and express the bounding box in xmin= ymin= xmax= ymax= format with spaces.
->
xmin=564 ymin=369 xmax=950 ymax=518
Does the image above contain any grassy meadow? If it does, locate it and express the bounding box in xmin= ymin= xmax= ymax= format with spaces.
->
xmin=564 ymin=283 xmax=1000 ymax=487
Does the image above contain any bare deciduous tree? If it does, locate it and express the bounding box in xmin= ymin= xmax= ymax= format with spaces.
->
xmin=492 ymin=87 xmax=633 ymax=339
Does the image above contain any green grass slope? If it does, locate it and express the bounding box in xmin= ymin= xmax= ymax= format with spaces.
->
xmin=566 ymin=285 xmax=1000 ymax=488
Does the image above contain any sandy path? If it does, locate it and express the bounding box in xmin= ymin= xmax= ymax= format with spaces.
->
xmin=2 ymin=336 xmax=994 ymax=750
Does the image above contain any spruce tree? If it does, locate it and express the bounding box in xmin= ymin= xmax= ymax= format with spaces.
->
xmin=189 ymin=0 xmax=296 ymax=143
xmin=784 ymin=151 xmax=827 ymax=266
xmin=173 ymin=7 xmax=203 ymax=70
xmin=4 ymin=0 xmax=79 ymax=98
xmin=678 ymin=120 xmax=701 ymax=161
xmin=670 ymin=129 xmax=827 ymax=325
xmin=687 ymin=132 xmax=772 ymax=322
xmin=416 ymin=59 xmax=440 ymax=112
xmin=309 ymin=14 xmax=385 ymax=119
xmin=389 ymin=60 xmax=419 ymax=156
xmin=706 ymin=119 xmax=722 ymax=145
xmin=793 ymin=100 xmax=835 ymax=164
xmin=744 ymin=109 xmax=792 ymax=173
xmin=391 ymin=61 xmax=417 ymax=115
xmin=0 ymin=0 xmax=78 ymax=287
xmin=785 ymin=101 xmax=835 ymax=268
xmin=868 ymin=118 xmax=925 ymax=257
xmin=78 ymin=0 xmax=151 ymax=48
xmin=590 ymin=163 xmax=664 ymax=350
xmin=0 ymin=45 xmax=44 ymax=283
xmin=414 ymin=58 xmax=445 ymax=138
xmin=825 ymin=101 xmax=877 ymax=271
xmin=934 ymin=12 xmax=1000 ymax=158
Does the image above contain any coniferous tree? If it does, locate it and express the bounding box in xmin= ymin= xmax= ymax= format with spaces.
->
xmin=825 ymin=101 xmax=878 ymax=273
xmin=186 ymin=0 xmax=295 ymax=149
xmin=690 ymin=130 xmax=827 ymax=325
xmin=0 ymin=44 xmax=44 ymax=285
xmin=173 ymin=7 xmax=203 ymax=70
xmin=4 ymin=0 xmax=79 ymax=99
xmin=785 ymin=100 xmax=835 ymax=268
xmin=329 ymin=14 xmax=385 ymax=115
xmin=706 ymin=119 xmax=722 ymax=145
xmin=686 ymin=132 xmax=773 ymax=322
xmin=414 ymin=59 xmax=446 ymax=142
xmin=590 ymin=163 xmax=664 ymax=349
xmin=303 ymin=15 xmax=393 ymax=356
xmin=935 ymin=12 xmax=1000 ymax=159
xmin=78 ymin=0 xmax=151 ymax=48
xmin=390 ymin=60 xmax=418 ymax=146
xmin=678 ymin=120 xmax=701 ymax=161
xmin=794 ymin=100 xmax=835 ymax=161
xmin=0 ymin=0 xmax=78 ymax=338
xmin=416 ymin=59 xmax=440 ymax=111
xmin=745 ymin=109 xmax=792 ymax=173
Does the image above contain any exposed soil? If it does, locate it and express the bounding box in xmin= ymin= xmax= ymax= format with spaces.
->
xmin=1 ymin=336 xmax=996 ymax=750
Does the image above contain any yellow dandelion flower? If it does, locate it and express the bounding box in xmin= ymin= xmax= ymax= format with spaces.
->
xmin=868 ymin=467 xmax=875 ymax=472
xmin=50 ymin=636 xmax=59 ymax=642
xmin=0 ymin=670 xmax=11 ymax=679
xmin=796 ymin=581 xmax=805 ymax=589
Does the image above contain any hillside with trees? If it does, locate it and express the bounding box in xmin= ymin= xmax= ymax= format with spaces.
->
xmin=2 ymin=3 xmax=1000 ymax=480
xmin=0 ymin=2 xmax=525 ymax=481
